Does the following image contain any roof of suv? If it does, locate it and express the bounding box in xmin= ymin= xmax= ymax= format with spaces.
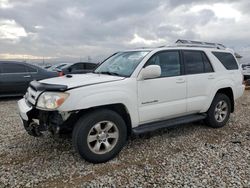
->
xmin=123 ymin=46 xmax=235 ymax=54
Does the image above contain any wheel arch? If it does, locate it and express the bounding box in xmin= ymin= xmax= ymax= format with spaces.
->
xmin=76 ymin=103 xmax=132 ymax=139
xmin=215 ymin=87 xmax=234 ymax=112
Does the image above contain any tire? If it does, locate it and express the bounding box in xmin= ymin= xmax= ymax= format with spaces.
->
xmin=205 ymin=93 xmax=231 ymax=128
xmin=72 ymin=109 xmax=127 ymax=163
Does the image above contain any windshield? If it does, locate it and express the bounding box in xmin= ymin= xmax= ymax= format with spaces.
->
xmin=94 ymin=51 xmax=149 ymax=77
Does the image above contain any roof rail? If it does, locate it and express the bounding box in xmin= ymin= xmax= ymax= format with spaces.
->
xmin=175 ymin=39 xmax=226 ymax=50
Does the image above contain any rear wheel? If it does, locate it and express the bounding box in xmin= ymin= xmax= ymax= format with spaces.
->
xmin=72 ymin=109 xmax=127 ymax=163
xmin=205 ymin=93 xmax=231 ymax=128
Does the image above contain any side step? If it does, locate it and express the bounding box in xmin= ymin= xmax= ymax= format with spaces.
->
xmin=132 ymin=114 xmax=207 ymax=135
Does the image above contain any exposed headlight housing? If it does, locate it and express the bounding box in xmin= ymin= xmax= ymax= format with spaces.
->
xmin=37 ymin=92 xmax=69 ymax=110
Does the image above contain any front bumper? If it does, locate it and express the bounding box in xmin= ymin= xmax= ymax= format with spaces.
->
xmin=18 ymin=98 xmax=32 ymax=121
xmin=17 ymin=98 xmax=75 ymax=136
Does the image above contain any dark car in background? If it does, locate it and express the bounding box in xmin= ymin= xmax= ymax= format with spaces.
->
xmin=55 ymin=62 xmax=97 ymax=75
xmin=0 ymin=61 xmax=58 ymax=97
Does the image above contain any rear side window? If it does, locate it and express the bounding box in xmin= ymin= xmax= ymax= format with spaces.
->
xmin=1 ymin=63 xmax=27 ymax=73
xmin=183 ymin=51 xmax=214 ymax=74
xmin=212 ymin=52 xmax=238 ymax=70
xmin=183 ymin=51 xmax=203 ymax=74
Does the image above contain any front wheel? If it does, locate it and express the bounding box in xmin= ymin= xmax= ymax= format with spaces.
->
xmin=205 ymin=93 xmax=231 ymax=128
xmin=72 ymin=109 xmax=127 ymax=163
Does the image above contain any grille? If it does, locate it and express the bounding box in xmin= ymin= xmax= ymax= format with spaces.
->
xmin=26 ymin=87 xmax=41 ymax=105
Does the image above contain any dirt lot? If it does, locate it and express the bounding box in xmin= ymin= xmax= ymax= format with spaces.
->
xmin=0 ymin=91 xmax=249 ymax=187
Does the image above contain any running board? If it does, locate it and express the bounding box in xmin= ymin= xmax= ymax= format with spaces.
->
xmin=132 ymin=114 xmax=207 ymax=135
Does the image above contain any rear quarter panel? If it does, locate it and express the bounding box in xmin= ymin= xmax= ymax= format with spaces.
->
xmin=200 ymin=50 xmax=244 ymax=112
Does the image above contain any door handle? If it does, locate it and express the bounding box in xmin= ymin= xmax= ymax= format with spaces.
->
xmin=24 ymin=75 xmax=31 ymax=78
xmin=176 ymin=78 xmax=185 ymax=83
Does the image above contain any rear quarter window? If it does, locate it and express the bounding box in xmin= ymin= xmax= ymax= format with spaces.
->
xmin=212 ymin=52 xmax=238 ymax=70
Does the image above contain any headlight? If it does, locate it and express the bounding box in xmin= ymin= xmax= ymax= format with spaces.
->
xmin=37 ymin=92 xmax=69 ymax=110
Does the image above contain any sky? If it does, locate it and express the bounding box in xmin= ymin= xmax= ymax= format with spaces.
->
xmin=0 ymin=0 xmax=250 ymax=63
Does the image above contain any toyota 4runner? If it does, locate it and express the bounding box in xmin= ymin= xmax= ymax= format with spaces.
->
xmin=18 ymin=40 xmax=245 ymax=163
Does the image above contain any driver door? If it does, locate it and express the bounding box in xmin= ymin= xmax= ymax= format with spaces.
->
xmin=138 ymin=50 xmax=187 ymax=124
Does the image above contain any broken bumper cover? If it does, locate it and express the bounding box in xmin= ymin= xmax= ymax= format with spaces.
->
xmin=17 ymin=98 xmax=74 ymax=137
xmin=17 ymin=98 xmax=43 ymax=136
xmin=18 ymin=98 xmax=32 ymax=121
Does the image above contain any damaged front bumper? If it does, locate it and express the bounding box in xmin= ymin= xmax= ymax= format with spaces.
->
xmin=18 ymin=98 xmax=75 ymax=137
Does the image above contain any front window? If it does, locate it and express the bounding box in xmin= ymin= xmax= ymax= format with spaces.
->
xmin=95 ymin=51 xmax=149 ymax=77
xmin=145 ymin=51 xmax=181 ymax=77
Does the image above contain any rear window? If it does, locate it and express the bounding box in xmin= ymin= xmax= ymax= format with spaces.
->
xmin=212 ymin=52 xmax=238 ymax=70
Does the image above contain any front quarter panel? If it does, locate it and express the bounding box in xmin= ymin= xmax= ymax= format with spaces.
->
xmin=58 ymin=78 xmax=139 ymax=127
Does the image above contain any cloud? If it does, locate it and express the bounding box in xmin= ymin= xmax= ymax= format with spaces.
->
xmin=0 ymin=0 xmax=249 ymax=63
xmin=0 ymin=19 xmax=27 ymax=40
xmin=0 ymin=53 xmax=54 ymax=59
xmin=129 ymin=34 xmax=166 ymax=45
xmin=0 ymin=0 xmax=12 ymax=8
xmin=190 ymin=3 xmax=242 ymax=21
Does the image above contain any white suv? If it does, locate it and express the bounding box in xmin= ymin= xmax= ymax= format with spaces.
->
xmin=18 ymin=40 xmax=245 ymax=163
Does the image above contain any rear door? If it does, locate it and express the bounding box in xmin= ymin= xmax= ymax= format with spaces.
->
xmin=0 ymin=63 xmax=32 ymax=95
xmin=182 ymin=50 xmax=216 ymax=113
xmin=26 ymin=65 xmax=41 ymax=80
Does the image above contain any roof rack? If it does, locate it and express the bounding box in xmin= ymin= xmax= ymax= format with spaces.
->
xmin=175 ymin=39 xmax=226 ymax=50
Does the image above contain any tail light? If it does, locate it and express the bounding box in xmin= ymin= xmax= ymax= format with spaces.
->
xmin=58 ymin=71 xmax=64 ymax=77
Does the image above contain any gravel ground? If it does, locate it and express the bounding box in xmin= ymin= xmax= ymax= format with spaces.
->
xmin=0 ymin=91 xmax=249 ymax=188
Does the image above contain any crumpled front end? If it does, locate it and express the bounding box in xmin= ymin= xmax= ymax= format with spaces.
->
xmin=17 ymin=81 xmax=76 ymax=137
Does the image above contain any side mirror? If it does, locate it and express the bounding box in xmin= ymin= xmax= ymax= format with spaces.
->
xmin=140 ymin=65 xmax=161 ymax=80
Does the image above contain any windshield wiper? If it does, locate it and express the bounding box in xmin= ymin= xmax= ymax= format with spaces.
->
xmin=96 ymin=71 xmax=121 ymax=76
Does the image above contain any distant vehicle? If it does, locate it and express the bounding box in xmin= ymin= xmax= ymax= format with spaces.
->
xmin=0 ymin=61 xmax=58 ymax=97
xmin=47 ymin=63 xmax=70 ymax=71
xmin=43 ymin=65 xmax=52 ymax=69
xmin=55 ymin=62 xmax=97 ymax=75
xmin=240 ymin=63 xmax=250 ymax=80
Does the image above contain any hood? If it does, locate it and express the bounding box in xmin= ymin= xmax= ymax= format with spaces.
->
xmin=40 ymin=73 xmax=125 ymax=89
